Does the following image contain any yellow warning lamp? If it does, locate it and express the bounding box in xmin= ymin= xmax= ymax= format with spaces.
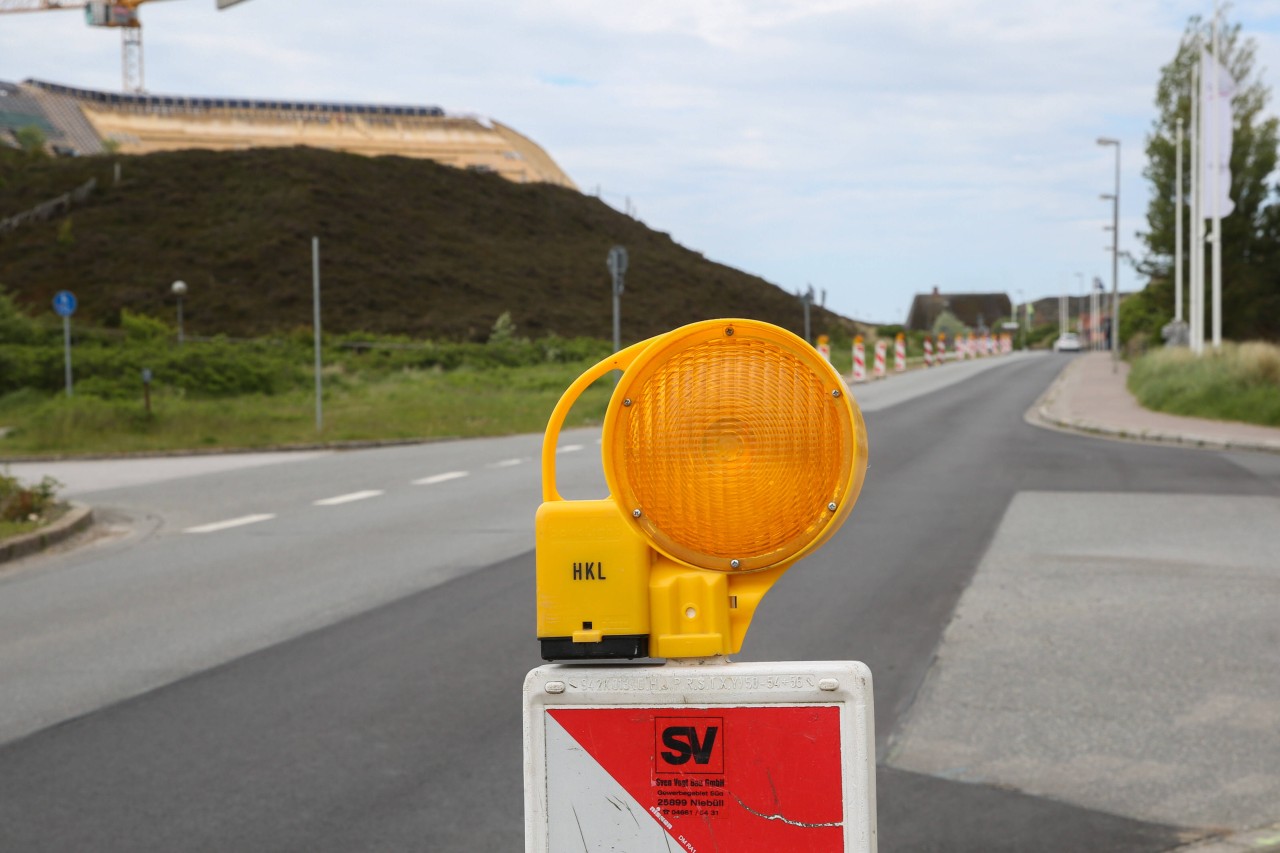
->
xmin=536 ymin=319 xmax=868 ymax=661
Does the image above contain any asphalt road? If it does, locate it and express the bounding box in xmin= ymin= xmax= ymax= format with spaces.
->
xmin=1 ymin=354 xmax=1275 ymax=852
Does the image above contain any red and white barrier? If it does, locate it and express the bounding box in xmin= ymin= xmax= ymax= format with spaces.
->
xmin=936 ymin=333 xmax=948 ymax=363
xmin=817 ymin=334 xmax=831 ymax=361
xmin=852 ymin=336 xmax=866 ymax=383
xmin=894 ymin=334 xmax=906 ymax=372
xmin=873 ymin=339 xmax=887 ymax=379
xmin=923 ymin=337 xmax=934 ymax=367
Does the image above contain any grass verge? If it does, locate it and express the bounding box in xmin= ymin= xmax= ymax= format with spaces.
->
xmin=1127 ymin=342 xmax=1280 ymax=427
xmin=0 ymin=359 xmax=616 ymax=456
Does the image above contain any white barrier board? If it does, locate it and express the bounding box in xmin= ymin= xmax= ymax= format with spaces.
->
xmin=524 ymin=661 xmax=876 ymax=852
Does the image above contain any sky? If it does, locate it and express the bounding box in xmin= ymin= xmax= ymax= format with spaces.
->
xmin=4 ymin=0 xmax=1280 ymax=325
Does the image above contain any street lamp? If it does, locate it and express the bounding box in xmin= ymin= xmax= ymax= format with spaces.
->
xmin=171 ymin=280 xmax=187 ymax=345
xmin=1015 ymin=288 xmax=1025 ymax=350
xmin=1074 ymin=272 xmax=1084 ymax=335
xmin=1097 ymin=137 xmax=1120 ymax=372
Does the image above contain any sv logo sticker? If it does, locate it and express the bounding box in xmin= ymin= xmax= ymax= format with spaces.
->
xmin=656 ymin=718 xmax=724 ymax=773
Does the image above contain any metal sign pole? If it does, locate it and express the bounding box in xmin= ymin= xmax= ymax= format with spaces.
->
xmin=613 ymin=284 xmax=621 ymax=354
xmin=313 ymin=237 xmax=323 ymax=432
xmin=607 ymin=246 xmax=628 ymax=354
xmin=63 ymin=315 xmax=72 ymax=397
xmin=801 ymin=286 xmax=814 ymax=343
xmin=53 ymin=290 xmax=77 ymax=397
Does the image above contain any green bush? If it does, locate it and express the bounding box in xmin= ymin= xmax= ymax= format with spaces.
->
xmin=1119 ymin=287 xmax=1169 ymax=348
xmin=0 ymin=324 xmax=615 ymax=400
xmin=1025 ymin=324 xmax=1060 ymax=349
xmin=0 ymin=470 xmax=62 ymax=524
xmin=0 ymin=287 xmax=42 ymax=345
xmin=12 ymin=125 xmax=47 ymax=157
xmin=121 ymin=310 xmax=172 ymax=344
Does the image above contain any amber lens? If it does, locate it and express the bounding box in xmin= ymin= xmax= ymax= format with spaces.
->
xmin=605 ymin=320 xmax=861 ymax=572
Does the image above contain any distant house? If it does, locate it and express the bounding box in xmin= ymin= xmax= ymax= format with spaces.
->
xmin=905 ymin=288 xmax=1012 ymax=332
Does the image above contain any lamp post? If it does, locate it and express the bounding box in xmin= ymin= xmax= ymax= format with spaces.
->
xmin=171 ymin=280 xmax=187 ymax=345
xmin=1015 ymin=288 xmax=1024 ymax=350
xmin=1097 ymin=137 xmax=1120 ymax=372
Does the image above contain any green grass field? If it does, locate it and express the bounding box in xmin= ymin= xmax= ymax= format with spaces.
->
xmin=1127 ymin=342 xmax=1280 ymax=427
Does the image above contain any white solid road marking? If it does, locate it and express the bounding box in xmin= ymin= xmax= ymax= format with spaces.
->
xmin=488 ymin=458 xmax=524 ymax=468
xmin=313 ymin=490 xmax=384 ymax=506
xmin=185 ymin=514 xmax=276 ymax=534
xmin=413 ymin=471 xmax=470 ymax=486
xmin=557 ymin=445 xmax=584 ymax=454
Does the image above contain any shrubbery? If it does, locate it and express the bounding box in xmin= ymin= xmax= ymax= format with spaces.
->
xmin=1128 ymin=341 xmax=1280 ymax=426
xmin=0 ymin=303 xmax=613 ymax=401
xmin=0 ymin=470 xmax=63 ymax=528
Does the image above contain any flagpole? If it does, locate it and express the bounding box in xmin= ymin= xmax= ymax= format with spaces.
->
xmin=1175 ymin=117 xmax=1184 ymax=324
xmin=1210 ymin=8 xmax=1223 ymax=349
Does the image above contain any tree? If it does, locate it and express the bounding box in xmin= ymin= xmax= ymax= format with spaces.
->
xmin=1138 ymin=13 xmax=1280 ymax=342
xmin=12 ymin=125 xmax=47 ymax=157
xmin=930 ymin=309 xmax=967 ymax=337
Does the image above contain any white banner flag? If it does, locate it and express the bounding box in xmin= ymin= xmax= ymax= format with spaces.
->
xmin=1199 ymin=51 xmax=1236 ymax=218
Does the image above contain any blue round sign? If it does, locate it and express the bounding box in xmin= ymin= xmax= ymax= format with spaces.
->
xmin=53 ymin=290 xmax=77 ymax=318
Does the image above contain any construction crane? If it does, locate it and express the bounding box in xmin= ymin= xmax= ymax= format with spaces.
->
xmin=0 ymin=0 xmax=250 ymax=94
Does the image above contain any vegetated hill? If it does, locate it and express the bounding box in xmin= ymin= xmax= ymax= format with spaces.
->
xmin=0 ymin=146 xmax=857 ymax=343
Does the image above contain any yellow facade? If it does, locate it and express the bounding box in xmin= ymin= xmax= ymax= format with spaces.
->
xmin=18 ymin=80 xmax=574 ymax=188
xmin=81 ymin=106 xmax=575 ymax=187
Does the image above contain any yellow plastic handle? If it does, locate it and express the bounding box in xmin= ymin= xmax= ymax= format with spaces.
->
xmin=540 ymin=338 xmax=655 ymax=503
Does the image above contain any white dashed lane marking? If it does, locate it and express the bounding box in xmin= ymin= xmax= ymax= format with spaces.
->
xmin=557 ymin=445 xmax=584 ymax=454
xmin=187 ymin=456 xmax=528 ymax=532
xmin=185 ymin=514 xmax=276 ymax=534
xmin=413 ymin=471 xmax=470 ymax=485
xmin=313 ymin=490 xmax=384 ymax=506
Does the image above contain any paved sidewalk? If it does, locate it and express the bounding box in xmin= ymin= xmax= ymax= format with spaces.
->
xmin=1020 ymin=351 xmax=1280 ymax=852
xmin=1032 ymin=351 xmax=1280 ymax=454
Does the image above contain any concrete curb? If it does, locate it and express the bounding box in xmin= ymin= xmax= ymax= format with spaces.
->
xmin=1167 ymin=821 xmax=1280 ymax=852
xmin=1026 ymin=363 xmax=1280 ymax=456
xmin=0 ymin=503 xmax=94 ymax=564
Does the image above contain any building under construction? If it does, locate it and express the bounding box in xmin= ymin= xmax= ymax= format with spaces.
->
xmin=0 ymin=78 xmax=576 ymax=188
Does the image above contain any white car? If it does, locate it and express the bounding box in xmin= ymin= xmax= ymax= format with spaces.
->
xmin=1053 ymin=333 xmax=1082 ymax=353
